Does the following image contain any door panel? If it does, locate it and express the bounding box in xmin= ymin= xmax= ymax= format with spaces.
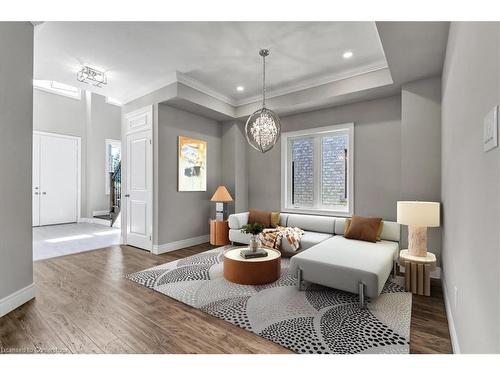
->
xmin=126 ymin=130 xmax=152 ymax=250
xmin=39 ymin=135 xmax=78 ymax=226
xmin=32 ymin=134 xmax=40 ymax=226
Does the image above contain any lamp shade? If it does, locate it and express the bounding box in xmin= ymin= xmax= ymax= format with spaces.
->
xmin=397 ymin=201 xmax=440 ymax=227
xmin=210 ymin=186 xmax=233 ymax=202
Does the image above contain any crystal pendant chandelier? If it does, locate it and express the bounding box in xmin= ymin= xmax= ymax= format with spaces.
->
xmin=245 ymin=49 xmax=281 ymax=153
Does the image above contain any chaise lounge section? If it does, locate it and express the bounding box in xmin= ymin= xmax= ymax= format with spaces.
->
xmin=228 ymin=212 xmax=400 ymax=307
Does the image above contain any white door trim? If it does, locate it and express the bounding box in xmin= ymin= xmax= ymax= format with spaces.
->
xmin=123 ymin=105 xmax=153 ymax=251
xmin=33 ymin=131 xmax=82 ymax=222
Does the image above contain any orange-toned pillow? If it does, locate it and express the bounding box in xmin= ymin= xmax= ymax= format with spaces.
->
xmin=344 ymin=215 xmax=382 ymax=243
xmin=248 ymin=209 xmax=271 ymax=228
xmin=344 ymin=217 xmax=384 ymax=241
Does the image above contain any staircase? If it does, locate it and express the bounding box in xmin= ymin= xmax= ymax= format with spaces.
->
xmin=109 ymin=162 xmax=121 ymax=227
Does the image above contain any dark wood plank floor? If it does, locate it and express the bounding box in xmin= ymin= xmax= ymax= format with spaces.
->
xmin=0 ymin=244 xmax=452 ymax=354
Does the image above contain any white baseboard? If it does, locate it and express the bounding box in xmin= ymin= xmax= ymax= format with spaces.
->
xmin=152 ymin=235 xmax=210 ymax=255
xmin=441 ymin=275 xmax=461 ymax=354
xmin=398 ymin=265 xmax=441 ymax=279
xmin=0 ymin=283 xmax=35 ymax=318
xmin=78 ymin=217 xmax=111 ymax=226
xmin=92 ymin=210 xmax=109 ymax=216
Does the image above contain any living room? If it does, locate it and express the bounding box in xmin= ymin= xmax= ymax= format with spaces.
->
xmin=0 ymin=0 xmax=499 ymax=373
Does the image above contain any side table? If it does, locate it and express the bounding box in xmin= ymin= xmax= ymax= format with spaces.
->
xmin=399 ymin=249 xmax=436 ymax=296
xmin=210 ymin=219 xmax=229 ymax=246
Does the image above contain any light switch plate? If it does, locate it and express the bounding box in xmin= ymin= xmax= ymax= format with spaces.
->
xmin=484 ymin=105 xmax=498 ymax=152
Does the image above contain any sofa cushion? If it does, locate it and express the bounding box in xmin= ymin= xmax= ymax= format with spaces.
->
xmin=279 ymin=213 xmax=289 ymax=227
xmin=228 ymin=212 xmax=249 ymax=229
xmin=281 ymin=231 xmax=333 ymax=253
xmin=286 ymin=214 xmax=335 ymax=234
xmin=229 ymin=229 xmax=251 ymax=244
xmin=289 ymin=236 xmax=399 ymax=298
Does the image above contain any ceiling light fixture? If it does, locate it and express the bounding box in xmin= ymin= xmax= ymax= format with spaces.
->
xmin=343 ymin=51 xmax=353 ymax=59
xmin=77 ymin=66 xmax=108 ymax=87
xmin=245 ymin=49 xmax=281 ymax=153
xmin=236 ymin=86 xmax=245 ymax=92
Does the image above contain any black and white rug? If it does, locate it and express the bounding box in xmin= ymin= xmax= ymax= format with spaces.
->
xmin=126 ymin=246 xmax=411 ymax=354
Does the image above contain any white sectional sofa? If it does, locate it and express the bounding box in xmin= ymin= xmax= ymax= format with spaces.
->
xmin=228 ymin=212 xmax=400 ymax=307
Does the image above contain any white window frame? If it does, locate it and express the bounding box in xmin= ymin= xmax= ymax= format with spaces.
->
xmin=281 ymin=123 xmax=354 ymax=217
xmin=105 ymin=139 xmax=121 ymax=195
xmin=33 ymin=80 xmax=82 ymax=100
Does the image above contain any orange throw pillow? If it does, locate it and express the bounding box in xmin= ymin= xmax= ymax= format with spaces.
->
xmin=344 ymin=215 xmax=382 ymax=243
xmin=248 ymin=209 xmax=271 ymax=228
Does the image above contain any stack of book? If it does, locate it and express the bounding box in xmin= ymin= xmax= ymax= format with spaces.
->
xmin=240 ymin=248 xmax=268 ymax=259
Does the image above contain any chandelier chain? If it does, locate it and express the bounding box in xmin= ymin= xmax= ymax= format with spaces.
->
xmin=262 ymin=52 xmax=266 ymax=108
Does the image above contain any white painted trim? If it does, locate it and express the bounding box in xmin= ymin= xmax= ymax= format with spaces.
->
xmin=33 ymin=80 xmax=82 ymax=100
xmin=0 ymin=283 xmax=35 ymax=318
xmin=33 ymin=131 xmax=82 ymax=224
xmin=281 ymin=123 xmax=354 ymax=217
xmin=442 ymin=274 xmax=461 ymax=353
xmin=176 ymin=72 xmax=236 ymax=106
xmin=152 ymin=235 xmax=209 ymax=255
xmin=92 ymin=210 xmax=109 ymax=216
xmin=235 ymin=63 xmax=389 ymax=106
xmin=78 ymin=217 xmax=111 ymax=226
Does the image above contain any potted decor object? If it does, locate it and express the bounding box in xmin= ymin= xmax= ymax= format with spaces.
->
xmin=241 ymin=223 xmax=265 ymax=252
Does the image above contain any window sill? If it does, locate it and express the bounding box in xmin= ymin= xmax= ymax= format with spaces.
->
xmin=281 ymin=206 xmax=352 ymax=217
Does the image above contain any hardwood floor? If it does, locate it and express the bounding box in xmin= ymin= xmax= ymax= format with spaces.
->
xmin=0 ymin=244 xmax=452 ymax=354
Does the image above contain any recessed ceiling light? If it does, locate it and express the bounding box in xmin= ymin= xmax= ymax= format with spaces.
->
xmin=236 ymin=86 xmax=244 ymax=92
xmin=343 ymin=51 xmax=353 ymax=59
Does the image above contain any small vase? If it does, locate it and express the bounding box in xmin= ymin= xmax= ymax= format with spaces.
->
xmin=249 ymin=235 xmax=259 ymax=252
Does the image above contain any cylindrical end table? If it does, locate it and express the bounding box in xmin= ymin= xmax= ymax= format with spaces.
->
xmin=399 ymin=249 xmax=436 ymax=296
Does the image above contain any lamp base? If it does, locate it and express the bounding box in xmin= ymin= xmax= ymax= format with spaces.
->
xmin=408 ymin=225 xmax=428 ymax=257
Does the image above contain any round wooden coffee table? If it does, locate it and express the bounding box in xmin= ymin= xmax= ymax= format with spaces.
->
xmin=223 ymin=247 xmax=281 ymax=285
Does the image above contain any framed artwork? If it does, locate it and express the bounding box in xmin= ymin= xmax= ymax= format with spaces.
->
xmin=178 ymin=136 xmax=207 ymax=191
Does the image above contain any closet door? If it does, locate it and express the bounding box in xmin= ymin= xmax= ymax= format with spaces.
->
xmin=32 ymin=134 xmax=40 ymax=226
xmin=39 ymin=134 xmax=79 ymax=226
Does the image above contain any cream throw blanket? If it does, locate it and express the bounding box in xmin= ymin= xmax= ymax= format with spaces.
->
xmin=258 ymin=226 xmax=304 ymax=252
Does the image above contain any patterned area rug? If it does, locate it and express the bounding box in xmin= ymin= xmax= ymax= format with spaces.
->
xmin=126 ymin=246 xmax=411 ymax=354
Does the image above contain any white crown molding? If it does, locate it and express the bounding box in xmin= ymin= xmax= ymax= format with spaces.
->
xmin=176 ymin=72 xmax=237 ymax=106
xmin=0 ymin=283 xmax=35 ymax=318
xmin=123 ymin=63 xmax=390 ymax=112
xmin=234 ymin=62 xmax=389 ymax=106
xmin=152 ymin=235 xmax=209 ymax=255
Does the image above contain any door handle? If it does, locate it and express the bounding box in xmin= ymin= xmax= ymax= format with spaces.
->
xmin=125 ymin=194 xmax=130 ymax=197
xmin=34 ymin=192 xmax=39 ymax=195
xmin=42 ymin=192 xmax=47 ymax=195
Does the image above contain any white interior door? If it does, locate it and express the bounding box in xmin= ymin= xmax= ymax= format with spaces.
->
xmin=39 ymin=134 xmax=79 ymax=226
xmin=32 ymin=134 xmax=40 ymax=226
xmin=125 ymin=130 xmax=152 ymax=250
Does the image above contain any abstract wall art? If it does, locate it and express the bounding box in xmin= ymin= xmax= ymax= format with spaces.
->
xmin=178 ymin=136 xmax=207 ymax=191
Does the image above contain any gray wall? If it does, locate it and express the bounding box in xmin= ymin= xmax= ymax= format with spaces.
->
xmin=441 ymin=22 xmax=500 ymax=353
xmin=401 ymin=77 xmax=442 ymax=258
xmin=86 ymin=93 xmax=122 ymax=216
xmin=221 ymin=120 xmax=248 ymax=215
xmin=33 ymin=89 xmax=121 ymax=218
xmin=157 ymin=104 xmax=222 ymax=244
xmin=0 ymin=23 xmax=34 ymax=303
xmin=248 ymin=95 xmax=403 ymax=221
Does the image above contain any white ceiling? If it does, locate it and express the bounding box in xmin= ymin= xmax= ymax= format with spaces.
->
xmin=34 ymin=22 xmax=388 ymax=105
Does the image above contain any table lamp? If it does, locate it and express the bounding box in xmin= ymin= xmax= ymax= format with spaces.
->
xmin=397 ymin=201 xmax=440 ymax=257
xmin=211 ymin=186 xmax=233 ymax=221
